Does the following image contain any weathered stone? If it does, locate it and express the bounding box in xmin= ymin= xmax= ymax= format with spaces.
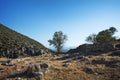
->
xmin=63 ymin=60 xmax=71 ymax=67
xmin=1 ymin=60 xmax=11 ymax=66
xmin=83 ymin=67 xmax=94 ymax=74
xmin=26 ymin=63 xmax=49 ymax=76
xmin=109 ymin=51 xmax=120 ymax=56
xmin=63 ymin=62 xmax=71 ymax=67
xmin=92 ymin=58 xmax=107 ymax=65
xmin=34 ymin=64 xmax=41 ymax=72
xmin=0 ymin=68 xmax=4 ymax=73
xmin=44 ymin=68 xmax=49 ymax=74
xmin=101 ymin=58 xmax=106 ymax=63
xmin=16 ymin=77 xmax=21 ymax=80
xmin=33 ymin=72 xmax=43 ymax=80
xmin=81 ymin=56 xmax=91 ymax=64
xmin=106 ymin=59 xmax=120 ymax=68
xmin=40 ymin=63 xmax=49 ymax=74
xmin=108 ymin=63 xmax=120 ymax=68
xmin=40 ymin=63 xmax=49 ymax=69
xmin=26 ymin=65 xmax=35 ymax=76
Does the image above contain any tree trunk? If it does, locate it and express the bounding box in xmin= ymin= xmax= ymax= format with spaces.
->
xmin=113 ymin=44 xmax=116 ymax=49
xmin=57 ymin=47 xmax=60 ymax=53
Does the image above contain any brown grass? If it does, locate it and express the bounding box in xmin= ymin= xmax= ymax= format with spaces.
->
xmin=0 ymin=53 xmax=120 ymax=80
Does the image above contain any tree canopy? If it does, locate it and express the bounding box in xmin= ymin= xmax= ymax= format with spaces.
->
xmin=86 ymin=34 xmax=97 ymax=44
xmin=86 ymin=27 xmax=117 ymax=45
xmin=48 ymin=31 xmax=67 ymax=53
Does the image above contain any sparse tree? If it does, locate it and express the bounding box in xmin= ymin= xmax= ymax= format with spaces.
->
xmin=48 ymin=31 xmax=67 ymax=53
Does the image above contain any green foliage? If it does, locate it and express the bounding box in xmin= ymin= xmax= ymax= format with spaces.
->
xmin=109 ymin=27 xmax=117 ymax=35
xmin=48 ymin=31 xmax=67 ymax=53
xmin=86 ymin=34 xmax=97 ymax=44
xmin=96 ymin=27 xmax=117 ymax=44
xmin=86 ymin=27 xmax=117 ymax=45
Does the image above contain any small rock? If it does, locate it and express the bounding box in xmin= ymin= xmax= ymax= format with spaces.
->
xmin=107 ymin=63 xmax=120 ymax=68
xmin=40 ymin=63 xmax=49 ymax=74
xmin=63 ymin=61 xmax=71 ymax=67
xmin=83 ymin=67 xmax=94 ymax=74
xmin=33 ymin=71 xmax=43 ymax=76
xmin=0 ymin=68 xmax=4 ymax=73
xmin=40 ymin=63 xmax=49 ymax=69
xmin=16 ymin=77 xmax=21 ymax=80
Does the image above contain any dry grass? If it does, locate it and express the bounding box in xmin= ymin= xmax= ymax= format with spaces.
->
xmin=0 ymin=53 xmax=120 ymax=80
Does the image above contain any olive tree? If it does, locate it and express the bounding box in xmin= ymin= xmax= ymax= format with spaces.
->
xmin=86 ymin=27 xmax=118 ymax=48
xmin=96 ymin=27 xmax=117 ymax=48
xmin=96 ymin=27 xmax=117 ymax=44
xmin=48 ymin=31 xmax=67 ymax=53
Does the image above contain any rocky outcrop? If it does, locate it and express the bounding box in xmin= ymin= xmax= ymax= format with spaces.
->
xmin=67 ymin=43 xmax=114 ymax=55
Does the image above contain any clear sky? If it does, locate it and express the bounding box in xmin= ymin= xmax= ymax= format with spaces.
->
xmin=0 ymin=0 xmax=120 ymax=48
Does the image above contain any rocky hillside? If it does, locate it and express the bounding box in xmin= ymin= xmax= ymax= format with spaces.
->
xmin=67 ymin=42 xmax=120 ymax=55
xmin=0 ymin=24 xmax=52 ymax=58
xmin=64 ymin=42 xmax=120 ymax=61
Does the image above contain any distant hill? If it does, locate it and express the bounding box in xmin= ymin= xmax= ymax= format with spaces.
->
xmin=0 ymin=24 xmax=52 ymax=58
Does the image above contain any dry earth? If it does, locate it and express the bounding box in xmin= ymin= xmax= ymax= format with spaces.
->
xmin=0 ymin=52 xmax=120 ymax=80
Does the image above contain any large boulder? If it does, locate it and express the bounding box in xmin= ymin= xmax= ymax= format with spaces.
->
xmin=26 ymin=63 xmax=49 ymax=79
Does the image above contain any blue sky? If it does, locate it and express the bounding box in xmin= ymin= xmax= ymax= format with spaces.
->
xmin=0 ymin=0 xmax=120 ymax=48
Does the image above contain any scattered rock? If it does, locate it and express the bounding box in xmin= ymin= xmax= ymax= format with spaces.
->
xmin=40 ymin=63 xmax=49 ymax=74
xmin=26 ymin=64 xmax=36 ymax=76
xmin=33 ymin=71 xmax=43 ymax=80
xmin=83 ymin=67 xmax=94 ymax=74
xmin=16 ymin=77 xmax=21 ymax=80
xmin=0 ymin=68 xmax=4 ymax=73
xmin=26 ymin=63 xmax=49 ymax=79
xmin=1 ymin=60 xmax=14 ymax=66
xmin=34 ymin=64 xmax=41 ymax=72
xmin=92 ymin=58 xmax=107 ymax=65
xmin=109 ymin=51 xmax=120 ymax=56
xmin=108 ymin=63 xmax=120 ymax=68
xmin=40 ymin=63 xmax=49 ymax=69
xmin=63 ymin=60 xmax=71 ymax=67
